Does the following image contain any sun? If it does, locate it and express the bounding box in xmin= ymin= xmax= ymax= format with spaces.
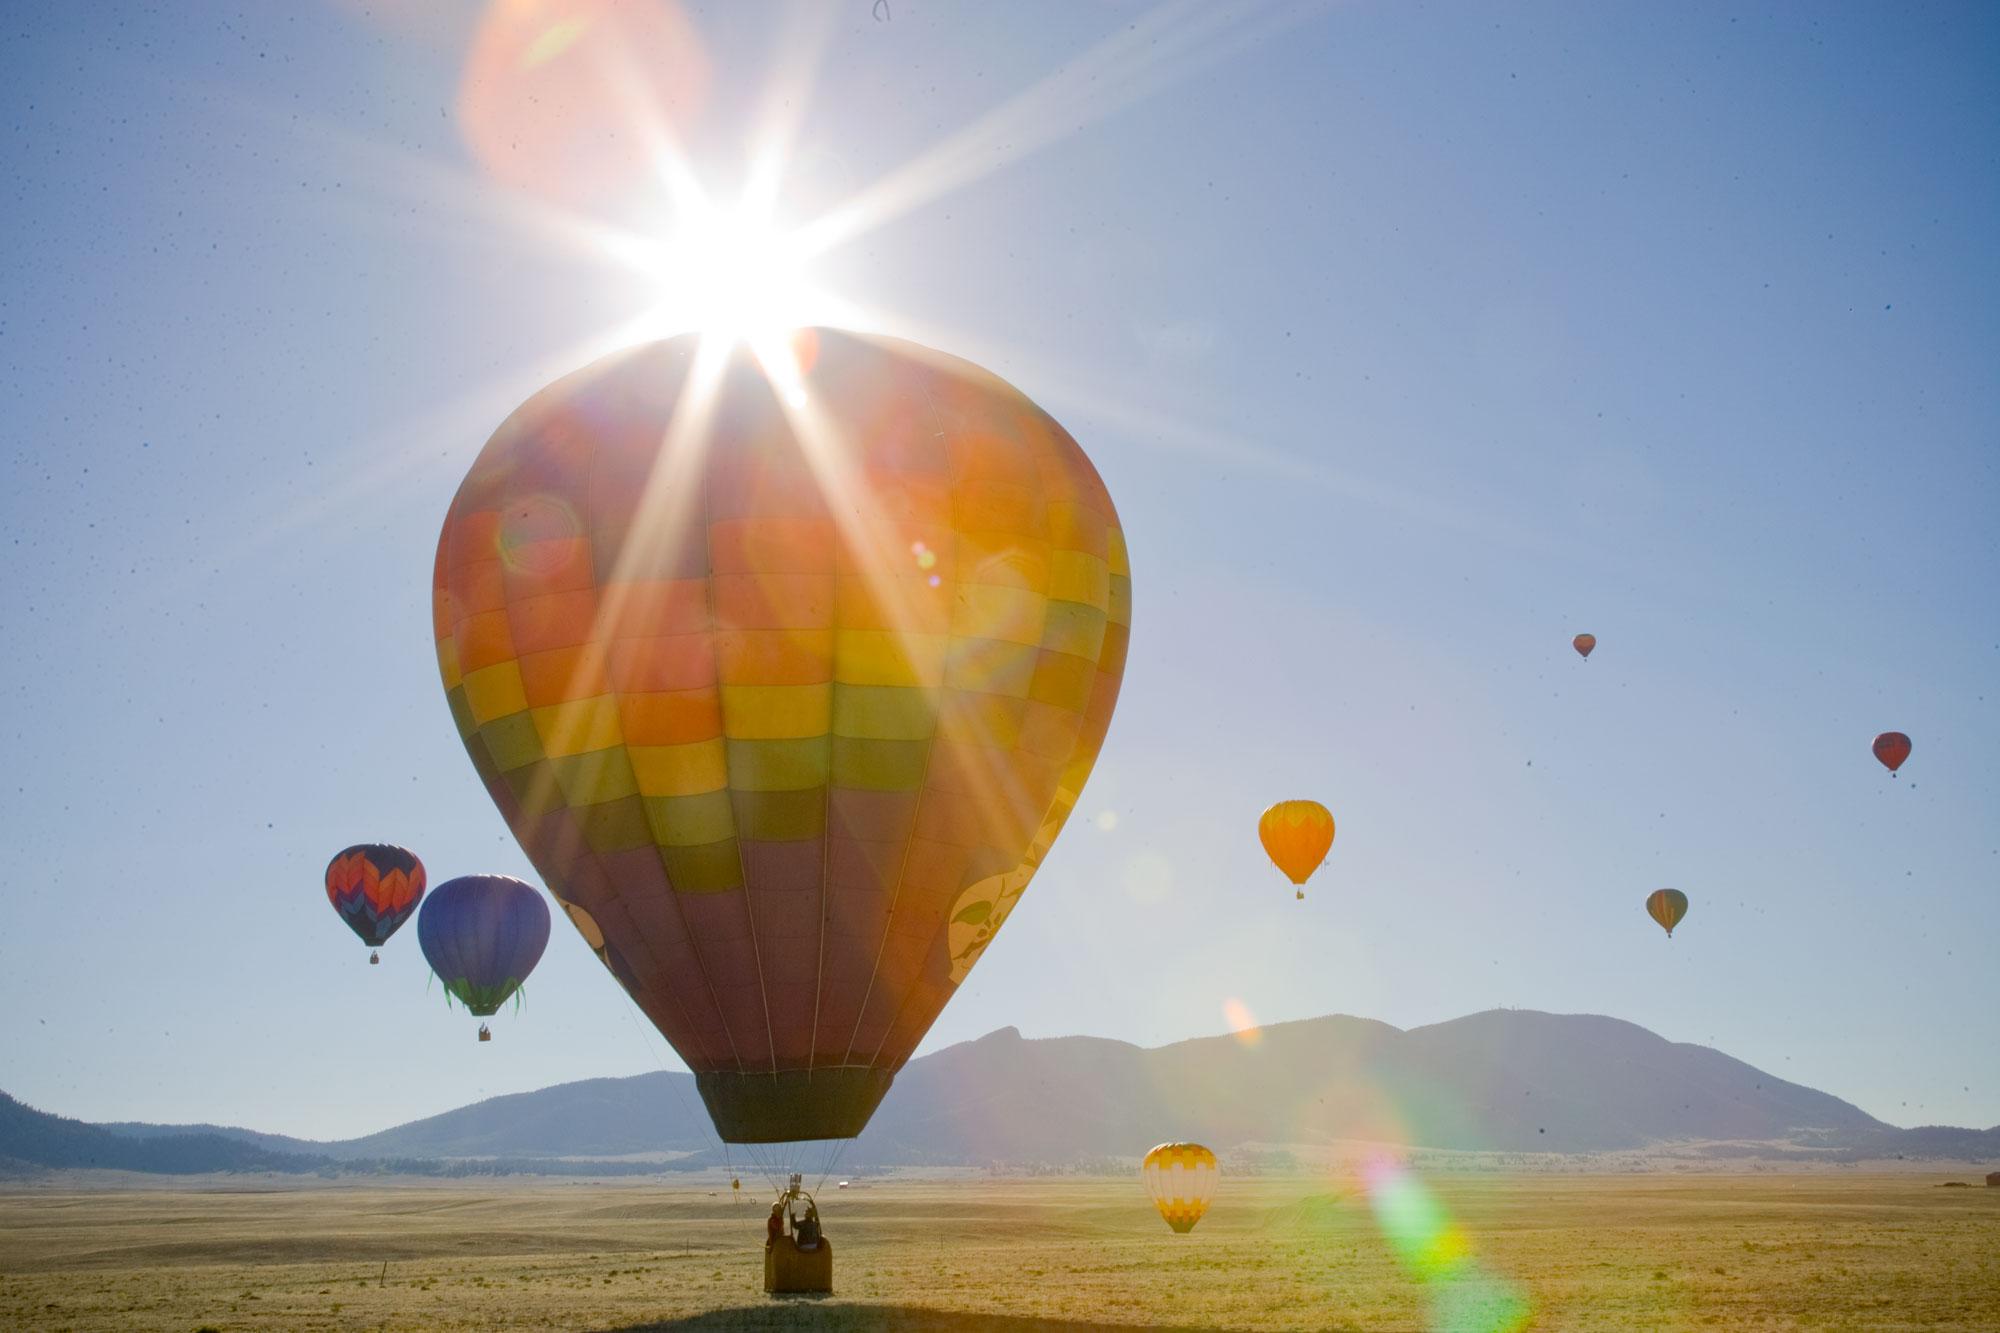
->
xmin=627 ymin=188 xmax=829 ymax=355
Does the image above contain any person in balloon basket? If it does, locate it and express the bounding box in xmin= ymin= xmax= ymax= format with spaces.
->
xmin=765 ymin=1174 xmax=823 ymax=1253
xmin=791 ymin=1199 xmax=822 ymax=1251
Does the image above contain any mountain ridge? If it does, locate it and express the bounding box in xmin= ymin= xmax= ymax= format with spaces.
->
xmin=10 ymin=1010 xmax=1995 ymax=1174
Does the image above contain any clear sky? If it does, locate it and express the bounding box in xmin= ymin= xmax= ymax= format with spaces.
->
xmin=2 ymin=1 xmax=1994 ymax=1142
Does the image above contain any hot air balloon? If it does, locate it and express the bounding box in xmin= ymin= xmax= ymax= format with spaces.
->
xmin=431 ymin=330 xmax=1128 ymax=1146
xmin=1572 ymin=633 xmax=1595 ymax=659
xmin=1258 ymin=800 xmax=1333 ymax=900
xmin=417 ymin=875 xmax=551 ymax=1038
xmin=1646 ymin=888 xmax=1688 ymax=938
xmin=325 ymin=844 xmax=426 ymax=964
xmin=1142 ymin=1142 xmax=1218 ymax=1234
xmin=1872 ymin=731 xmax=1911 ymax=776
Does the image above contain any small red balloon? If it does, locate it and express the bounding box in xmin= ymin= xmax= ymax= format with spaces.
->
xmin=1872 ymin=731 xmax=1911 ymax=775
xmin=1572 ymin=633 xmax=1596 ymax=659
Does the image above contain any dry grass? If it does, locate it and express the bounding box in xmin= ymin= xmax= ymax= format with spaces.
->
xmin=1 ymin=1173 xmax=1995 ymax=1330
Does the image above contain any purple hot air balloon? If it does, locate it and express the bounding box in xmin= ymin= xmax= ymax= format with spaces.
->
xmin=417 ymin=875 xmax=550 ymax=1039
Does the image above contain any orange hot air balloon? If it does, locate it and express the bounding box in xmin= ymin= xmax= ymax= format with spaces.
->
xmin=433 ymin=330 xmax=1129 ymax=1144
xmin=1572 ymin=633 xmax=1596 ymax=659
xmin=1646 ymin=888 xmax=1688 ymax=938
xmin=1258 ymin=800 xmax=1334 ymax=900
xmin=1872 ymin=731 xmax=1911 ymax=776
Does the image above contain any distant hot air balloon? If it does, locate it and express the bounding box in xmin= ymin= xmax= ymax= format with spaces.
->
xmin=1142 ymin=1142 xmax=1218 ymax=1234
xmin=1872 ymin=731 xmax=1911 ymax=776
xmin=1646 ymin=888 xmax=1689 ymax=938
xmin=1259 ymin=800 xmax=1334 ymax=900
xmin=325 ymin=844 xmax=426 ymax=964
xmin=417 ymin=875 xmax=551 ymax=1038
xmin=1572 ymin=633 xmax=1596 ymax=660
xmin=431 ymin=330 xmax=1128 ymax=1144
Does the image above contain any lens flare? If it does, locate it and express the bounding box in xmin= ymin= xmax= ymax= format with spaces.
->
xmin=457 ymin=0 xmax=710 ymax=207
xmin=1363 ymin=1156 xmax=1530 ymax=1333
xmin=1223 ymin=997 xmax=1262 ymax=1047
xmin=495 ymin=494 xmax=584 ymax=575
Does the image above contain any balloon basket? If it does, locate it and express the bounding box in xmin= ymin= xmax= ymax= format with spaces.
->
xmin=764 ymin=1234 xmax=832 ymax=1295
xmin=369 ymin=951 xmax=380 ymax=965
xmin=477 ymin=1024 xmax=491 ymax=1042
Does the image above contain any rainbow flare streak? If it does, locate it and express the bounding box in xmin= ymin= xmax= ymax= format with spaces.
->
xmin=1364 ymin=1157 xmax=1531 ymax=1333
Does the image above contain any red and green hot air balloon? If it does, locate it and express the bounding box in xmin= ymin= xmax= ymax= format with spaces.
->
xmin=1646 ymin=888 xmax=1689 ymax=938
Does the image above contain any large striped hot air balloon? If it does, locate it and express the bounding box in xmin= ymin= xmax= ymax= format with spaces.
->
xmin=324 ymin=844 xmax=426 ymax=964
xmin=417 ymin=875 xmax=551 ymax=1039
xmin=431 ymin=329 xmax=1129 ymax=1142
xmin=1142 ymin=1142 xmax=1218 ymax=1234
xmin=1258 ymin=800 xmax=1334 ymax=900
xmin=1646 ymin=888 xmax=1689 ymax=938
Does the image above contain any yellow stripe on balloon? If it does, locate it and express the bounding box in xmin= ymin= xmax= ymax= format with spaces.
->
xmin=627 ymin=739 xmax=729 ymax=797
xmin=718 ymin=684 xmax=830 ymax=739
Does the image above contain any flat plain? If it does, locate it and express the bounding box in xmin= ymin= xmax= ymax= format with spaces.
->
xmin=1 ymin=1172 xmax=1995 ymax=1331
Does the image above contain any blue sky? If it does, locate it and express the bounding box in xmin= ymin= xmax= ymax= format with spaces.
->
xmin=2 ymin=1 xmax=1994 ymax=1141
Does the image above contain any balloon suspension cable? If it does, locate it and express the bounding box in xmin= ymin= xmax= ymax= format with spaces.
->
xmin=813 ymin=1137 xmax=852 ymax=1196
xmin=613 ymin=1002 xmax=734 ymax=1184
xmin=741 ymin=1138 xmax=777 ymax=1191
xmin=729 ymin=1136 xmax=851 ymax=1198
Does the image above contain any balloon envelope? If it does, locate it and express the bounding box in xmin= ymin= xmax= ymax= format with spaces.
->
xmin=417 ymin=875 xmax=551 ymax=1016
xmin=325 ymin=844 xmax=425 ymax=949
xmin=1872 ymin=731 xmax=1911 ymax=774
xmin=1258 ymin=800 xmax=1334 ymax=887
xmin=1572 ymin=633 xmax=1595 ymax=659
xmin=1143 ymin=1142 xmax=1218 ymax=1233
xmin=431 ymin=330 xmax=1129 ymax=1142
xmin=1646 ymin=888 xmax=1688 ymax=938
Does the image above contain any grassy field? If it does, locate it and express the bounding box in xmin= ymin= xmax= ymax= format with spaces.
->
xmin=1 ymin=1172 xmax=1996 ymax=1330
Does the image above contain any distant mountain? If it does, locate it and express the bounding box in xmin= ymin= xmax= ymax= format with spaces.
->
xmin=3 ymin=1093 xmax=686 ymax=1179
xmin=9 ymin=1011 xmax=1996 ymax=1173
xmin=96 ymin=1120 xmax=328 ymax=1156
xmin=0 ymin=1092 xmax=330 ymax=1174
xmin=324 ymin=1073 xmax=716 ymax=1161
xmin=847 ymin=1010 xmax=1911 ymax=1162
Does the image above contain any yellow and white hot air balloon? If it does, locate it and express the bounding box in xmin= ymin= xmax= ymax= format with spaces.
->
xmin=1142 ymin=1142 xmax=1218 ymax=1234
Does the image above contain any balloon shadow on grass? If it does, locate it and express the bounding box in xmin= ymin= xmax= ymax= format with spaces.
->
xmin=604 ymin=1307 xmax=1363 ymax=1332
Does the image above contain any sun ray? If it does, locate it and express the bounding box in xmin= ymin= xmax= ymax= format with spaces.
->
xmin=156 ymin=68 xmax=655 ymax=280
xmin=176 ymin=317 xmax=675 ymax=584
xmin=740 ymin=0 xmax=841 ymax=210
xmin=797 ymin=303 xmax=1558 ymax=554
xmin=793 ymin=0 xmax=1320 ymax=261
